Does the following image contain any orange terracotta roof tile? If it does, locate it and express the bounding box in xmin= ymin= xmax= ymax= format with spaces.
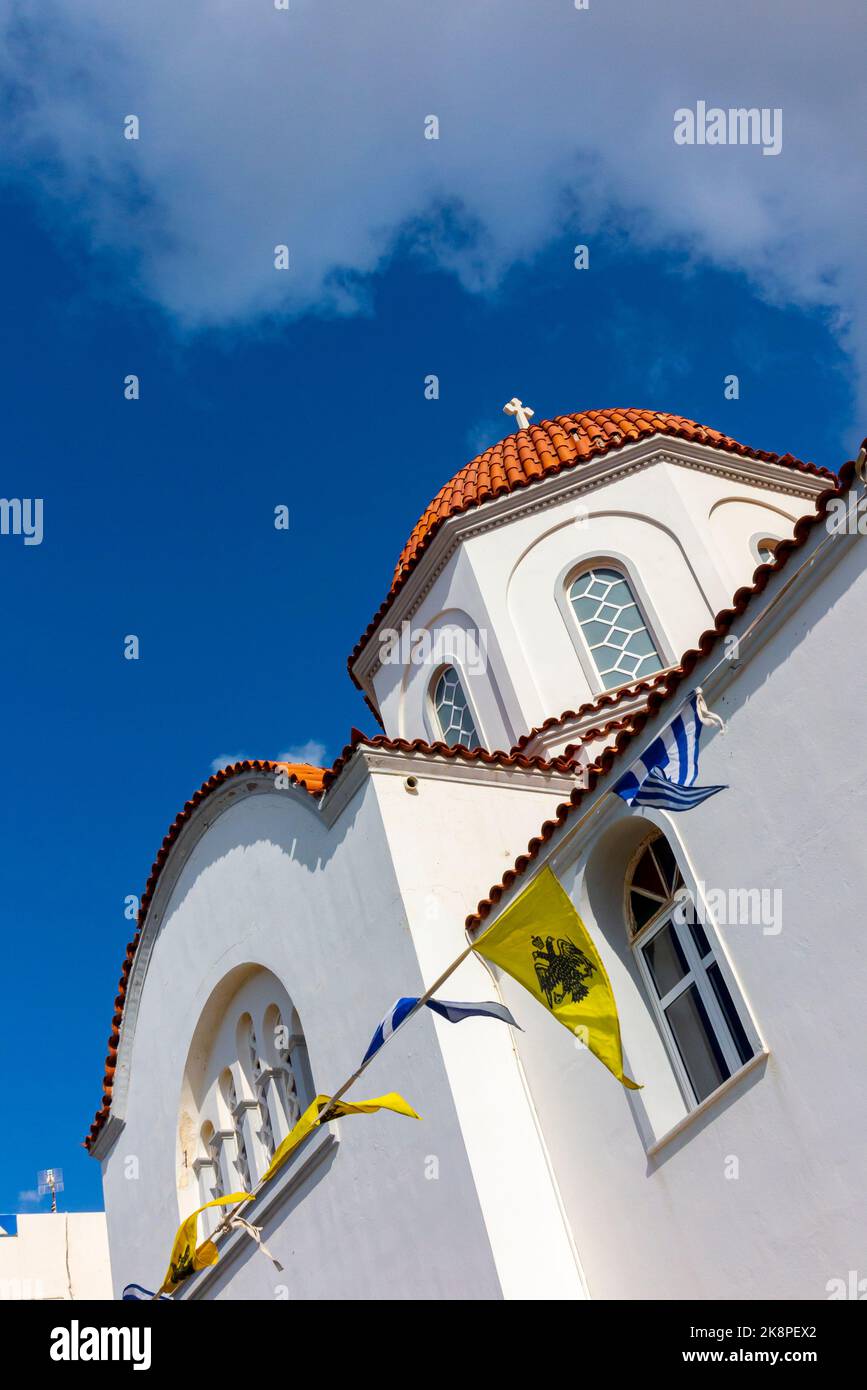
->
xmin=322 ymin=729 xmax=579 ymax=788
xmin=511 ymin=673 xmax=672 ymax=753
xmin=84 ymin=742 xmax=575 ymax=1150
xmin=84 ymin=759 xmax=324 ymax=1151
xmin=348 ymin=407 xmax=835 ymax=682
xmin=464 ymin=458 xmax=860 ymax=932
xmin=87 ymin=434 xmax=858 ymax=1152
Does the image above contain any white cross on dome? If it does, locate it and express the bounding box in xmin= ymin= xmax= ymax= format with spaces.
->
xmin=503 ymin=397 xmax=534 ymax=430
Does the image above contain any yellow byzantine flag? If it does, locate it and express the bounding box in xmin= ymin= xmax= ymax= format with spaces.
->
xmin=473 ymin=866 xmax=640 ymax=1089
xmin=262 ymin=1092 xmax=421 ymax=1186
xmin=159 ymin=1192 xmax=254 ymax=1295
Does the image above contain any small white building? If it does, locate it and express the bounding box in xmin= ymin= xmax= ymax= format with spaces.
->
xmin=86 ymin=407 xmax=867 ymax=1300
xmin=0 ymin=1213 xmax=113 ymax=1300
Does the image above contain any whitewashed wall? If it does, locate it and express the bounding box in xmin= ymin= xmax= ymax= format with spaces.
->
xmin=0 ymin=1213 xmax=113 ymax=1300
xmin=98 ymin=440 xmax=852 ymax=1302
xmin=99 ymin=776 xmax=502 ymax=1301
xmin=370 ymin=760 xmax=587 ymax=1299
xmin=487 ymin=518 xmax=867 ymax=1299
xmin=369 ymin=444 xmax=817 ymax=747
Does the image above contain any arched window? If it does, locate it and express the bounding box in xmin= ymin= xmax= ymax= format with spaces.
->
xmin=180 ymin=969 xmax=315 ymax=1202
xmin=569 ymin=566 xmax=663 ymax=690
xmin=218 ymin=1067 xmax=252 ymax=1190
xmin=431 ymin=665 xmax=480 ymax=749
xmin=192 ymin=1120 xmax=226 ymax=1238
xmin=195 ymin=1121 xmax=223 ymax=1199
xmin=240 ymin=1015 xmax=276 ymax=1164
xmin=626 ymin=832 xmax=756 ymax=1106
xmin=263 ymin=1004 xmax=312 ymax=1143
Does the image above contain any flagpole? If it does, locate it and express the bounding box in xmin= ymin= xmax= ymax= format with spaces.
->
xmin=201 ymin=782 xmax=620 ymax=1274
xmin=310 ymin=778 xmax=622 ymax=1120
xmin=207 ymin=933 xmax=488 ymax=1253
xmin=214 ymin=476 xmax=867 ymax=1243
xmin=271 ymin=939 xmax=480 ymax=1139
xmin=205 ymin=941 xmax=481 ymax=1256
xmin=160 ymin=779 xmax=615 ymax=1292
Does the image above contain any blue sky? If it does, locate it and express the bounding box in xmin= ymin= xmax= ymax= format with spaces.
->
xmin=0 ymin=1 xmax=862 ymax=1214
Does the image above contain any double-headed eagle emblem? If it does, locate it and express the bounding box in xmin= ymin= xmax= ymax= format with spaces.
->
xmin=531 ymin=935 xmax=596 ymax=1009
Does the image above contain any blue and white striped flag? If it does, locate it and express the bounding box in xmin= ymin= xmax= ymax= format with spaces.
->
xmin=363 ymin=996 xmax=520 ymax=1064
xmin=613 ymin=690 xmax=727 ymax=812
xmin=122 ymin=1283 xmax=172 ymax=1301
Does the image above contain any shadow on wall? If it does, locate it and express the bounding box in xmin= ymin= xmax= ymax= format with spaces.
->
xmin=155 ymin=777 xmax=364 ymax=956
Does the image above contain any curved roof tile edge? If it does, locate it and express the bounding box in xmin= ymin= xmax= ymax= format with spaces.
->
xmin=464 ymin=458 xmax=859 ymax=933
xmin=84 ymin=739 xmax=578 ymax=1148
xmin=83 ymin=760 xmax=323 ymax=1150
xmin=511 ymin=672 xmax=672 ymax=752
xmin=347 ymin=410 xmax=837 ymax=686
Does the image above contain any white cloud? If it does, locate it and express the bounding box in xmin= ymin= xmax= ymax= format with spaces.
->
xmin=465 ymin=415 xmax=509 ymax=460
xmin=210 ymin=740 xmax=326 ymax=774
xmin=209 ymin=752 xmax=248 ymax=774
xmin=276 ymin=741 xmax=327 ymax=767
xmin=2 ymin=1 xmax=864 ymax=423
xmin=17 ymin=1189 xmax=41 ymax=1206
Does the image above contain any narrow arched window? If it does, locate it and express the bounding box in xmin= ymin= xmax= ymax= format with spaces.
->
xmin=219 ymin=1067 xmax=251 ymax=1190
xmin=626 ymin=832 xmax=757 ymax=1106
xmin=195 ymin=1122 xmax=223 ymax=1203
xmin=242 ymin=1017 xmax=276 ymax=1163
xmin=265 ymin=1005 xmax=309 ymax=1142
xmin=193 ymin=1121 xmax=226 ymax=1238
xmin=431 ymin=666 xmax=480 ymax=749
xmin=569 ymin=566 xmax=663 ymax=690
xmin=181 ymin=969 xmax=317 ymax=1210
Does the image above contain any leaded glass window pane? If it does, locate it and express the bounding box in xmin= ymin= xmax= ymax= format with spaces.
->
xmin=433 ymin=666 xmax=480 ymax=750
xmin=569 ymin=567 xmax=663 ymax=689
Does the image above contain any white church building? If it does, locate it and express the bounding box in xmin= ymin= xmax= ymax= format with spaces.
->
xmin=86 ymin=406 xmax=867 ymax=1300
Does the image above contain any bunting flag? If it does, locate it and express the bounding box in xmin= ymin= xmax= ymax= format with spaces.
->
xmin=159 ymin=1192 xmax=253 ymax=1296
xmin=262 ymin=1091 xmax=421 ymax=1186
xmin=472 ymin=866 xmax=640 ymax=1089
xmin=362 ymin=996 xmax=520 ymax=1064
xmin=613 ymin=690 xmax=726 ymax=812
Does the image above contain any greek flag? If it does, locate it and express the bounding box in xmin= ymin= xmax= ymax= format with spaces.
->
xmin=122 ymin=1283 xmax=172 ymax=1301
xmin=363 ymin=997 xmax=520 ymax=1064
xmin=613 ymin=691 xmax=727 ymax=812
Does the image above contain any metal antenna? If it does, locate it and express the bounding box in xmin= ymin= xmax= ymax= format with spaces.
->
xmin=37 ymin=1168 xmax=64 ymax=1214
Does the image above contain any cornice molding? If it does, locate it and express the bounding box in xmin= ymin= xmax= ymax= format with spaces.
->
xmin=98 ymin=746 xmax=573 ymax=1149
xmin=354 ymin=438 xmax=826 ymax=693
xmin=521 ymin=686 xmax=667 ymax=759
xmin=103 ymin=775 xmax=321 ymax=1141
xmin=359 ymin=744 xmax=578 ymax=795
xmin=474 ymin=501 xmax=859 ymax=929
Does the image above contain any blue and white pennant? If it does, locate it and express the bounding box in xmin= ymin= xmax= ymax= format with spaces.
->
xmin=613 ymin=690 xmax=727 ymax=812
xmin=363 ymin=997 xmax=520 ymax=1065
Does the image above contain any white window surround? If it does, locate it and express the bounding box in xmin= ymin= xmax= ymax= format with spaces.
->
xmin=175 ymin=1124 xmax=338 ymax=1298
xmin=182 ymin=970 xmax=315 ymax=1227
xmin=625 ymin=829 xmax=760 ymax=1112
xmin=192 ymin=1120 xmax=224 ymax=1215
xmin=570 ymin=566 xmax=664 ymax=689
xmin=646 ymin=1048 xmax=769 ymax=1158
xmin=427 ymin=663 xmax=483 ymax=750
xmin=555 ymin=552 xmax=677 ymax=698
xmin=556 ymin=800 xmax=768 ymax=1154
